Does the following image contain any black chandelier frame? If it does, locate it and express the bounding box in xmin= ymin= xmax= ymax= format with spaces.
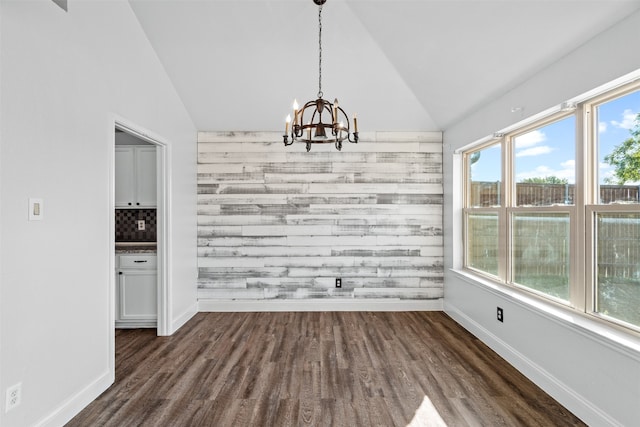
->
xmin=284 ymin=98 xmax=358 ymax=152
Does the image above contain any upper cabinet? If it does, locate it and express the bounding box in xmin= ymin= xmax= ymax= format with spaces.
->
xmin=134 ymin=147 xmax=157 ymax=207
xmin=115 ymin=146 xmax=156 ymax=208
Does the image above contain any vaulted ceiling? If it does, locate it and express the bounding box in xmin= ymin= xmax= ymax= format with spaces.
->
xmin=129 ymin=0 xmax=640 ymax=132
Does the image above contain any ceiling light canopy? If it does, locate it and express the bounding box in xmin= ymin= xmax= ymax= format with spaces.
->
xmin=283 ymin=0 xmax=358 ymax=152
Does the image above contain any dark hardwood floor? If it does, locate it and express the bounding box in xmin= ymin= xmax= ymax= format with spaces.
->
xmin=67 ymin=312 xmax=585 ymax=426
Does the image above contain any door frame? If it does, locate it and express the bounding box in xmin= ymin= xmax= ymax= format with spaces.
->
xmin=109 ymin=116 xmax=171 ymax=375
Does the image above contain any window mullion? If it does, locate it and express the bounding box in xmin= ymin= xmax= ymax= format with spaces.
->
xmin=572 ymin=105 xmax=588 ymax=311
xmin=500 ymin=137 xmax=511 ymax=282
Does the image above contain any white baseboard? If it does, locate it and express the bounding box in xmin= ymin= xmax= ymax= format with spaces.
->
xmin=115 ymin=321 xmax=156 ymax=329
xmin=34 ymin=370 xmax=113 ymax=427
xmin=198 ymin=298 xmax=443 ymax=312
xmin=444 ymin=302 xmax=621 ymax=427
xmin=171 ymin=302 xmax=198 ymax=334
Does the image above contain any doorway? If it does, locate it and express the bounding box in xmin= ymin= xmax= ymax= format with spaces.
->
xmin=110 ymin=120 xmax=169 ymax=355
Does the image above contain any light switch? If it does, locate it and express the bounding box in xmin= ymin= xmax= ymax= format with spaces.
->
xmin=29 ymin=198 xmax=44 ymax=221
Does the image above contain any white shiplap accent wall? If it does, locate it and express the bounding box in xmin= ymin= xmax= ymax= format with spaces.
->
xmin=197 ymin=131 xmax=443 ymax=308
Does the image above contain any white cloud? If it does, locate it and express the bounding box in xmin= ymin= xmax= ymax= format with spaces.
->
xmin=552 ymin=168 xmax=575 ymax=183
xmin=516 ymin=161 xmax=575 ymax=184
xmin=599 ymin=162 xmax=612 ymax=170
xmin=610 ymin=109 xmax=638 ymax=130
xmin=515 ymin=130 xmax=546 ymax=148
xmin=598 ymin=122 xmax=607 ymax=133
xmin=596 ymin=163 xmax=640 ymax=185
xmin=515 ymin=146 xmax=554 ymax=157
xmin=599 ymin=162 xmax=615 ymax=183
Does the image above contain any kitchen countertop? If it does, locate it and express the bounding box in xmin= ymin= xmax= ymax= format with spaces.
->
xmin=116 ymin=242 xmax=157 ymax=254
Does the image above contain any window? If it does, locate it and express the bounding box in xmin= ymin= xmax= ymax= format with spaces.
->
xmin=467 ymin=144 xmax=501 ymax=208
xmin=594 ymin=213 xmax=640 ymax=327
xmin=462 ymin=80 xmax=640 ymax=332
xmin=595 ymin=90 xmax=640 ymax=200
xmin=467 ymin=213 xmax=499 ymax=276
xmin=589 ymin=87 xmax=640 ymax=328
xmin=465 ymin=144 xmax=502 ymax=278
xmin=514 ymin=117 xmax=575 ymax=207
xmin=511 ymin=212 xmax=570 ymax=301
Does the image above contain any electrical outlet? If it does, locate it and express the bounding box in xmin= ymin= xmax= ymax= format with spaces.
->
xmin=497 ymin=307 xmax=504 ymax=323
xmin=335 ymin=278 xmax=342 ymax=288
xmin=28 ymin=198 xmax=44 ymax=221
xmin=137 ymin=220 xmax=145 ymax=231
xmin=6 ymin=383 xmax=21 ymax=412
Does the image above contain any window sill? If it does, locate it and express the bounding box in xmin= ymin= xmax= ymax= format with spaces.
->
xmin=449 ymin=268 xmax=640 ymax=361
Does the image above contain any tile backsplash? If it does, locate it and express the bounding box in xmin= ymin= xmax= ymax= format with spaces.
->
xmin=115 ymin=209 xmax=157 ymax=242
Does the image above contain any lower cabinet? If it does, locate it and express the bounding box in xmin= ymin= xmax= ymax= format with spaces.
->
xmin=116 ymin=254 xmax=157 ymax=328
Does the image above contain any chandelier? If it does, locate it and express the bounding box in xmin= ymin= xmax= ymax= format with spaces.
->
xmin=283 ymin=0 xmax=358 ymax=152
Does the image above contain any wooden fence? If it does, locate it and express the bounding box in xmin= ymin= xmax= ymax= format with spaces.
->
xmin=597 ymin=214 xmax=640 ymax=281
xmin=470 ymin=182 xmax=640 ymax=206
xmin=467 ymin=212 xmax=640 ymax=283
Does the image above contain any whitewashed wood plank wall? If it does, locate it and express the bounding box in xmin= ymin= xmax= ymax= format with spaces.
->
xmin=197 ymin=131 xmax=444 ymax=304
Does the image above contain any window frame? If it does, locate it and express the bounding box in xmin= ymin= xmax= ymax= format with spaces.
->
xmin=463 ymin=140 xmax=506 ymax=281
xmin=506 ymin=207 xmax=575 ymax=305
xmin=585 ymin=205 xmax=640 ymax=329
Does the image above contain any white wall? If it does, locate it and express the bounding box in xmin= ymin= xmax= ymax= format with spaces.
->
xmin=0 ymin=1 xmax=197 ymax=426
xmin=443 ymin=10 xmax=640 ymax=427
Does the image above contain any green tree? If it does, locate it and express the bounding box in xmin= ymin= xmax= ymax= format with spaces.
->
xmin=521 ymin=176 xmax=568 ymax=184
xmin=604 ymin=112 xmax=640 ymax=184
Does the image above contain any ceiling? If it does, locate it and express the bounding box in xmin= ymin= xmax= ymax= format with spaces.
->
xmin=129 ymin=0 xmax=640 ymax=132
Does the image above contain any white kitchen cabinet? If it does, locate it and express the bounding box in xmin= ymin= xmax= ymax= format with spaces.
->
xmin=115 ymin=146 xmax=156 ymax=208
xmin=116 ymin=254 xmax=157 ymax=328
xmin=115 ymin=147 xmax=135 ymax=207
xmin=135 ymin=147 xmax=157 ymax=207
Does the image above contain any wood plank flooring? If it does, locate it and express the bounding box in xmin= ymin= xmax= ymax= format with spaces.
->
xmin=66 ymin=312 xmax=585 ymax=426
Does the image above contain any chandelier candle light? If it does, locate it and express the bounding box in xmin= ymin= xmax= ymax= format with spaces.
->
xmin=283 ymin=0 xmax=358 ymax=152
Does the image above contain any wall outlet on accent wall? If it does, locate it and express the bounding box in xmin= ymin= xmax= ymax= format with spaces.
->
xmin=137 ymin=220 xmax=145 ymax=231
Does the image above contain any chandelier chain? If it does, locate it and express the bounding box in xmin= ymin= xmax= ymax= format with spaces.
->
xmin=318 ymin=5 xmax=323 ymax=98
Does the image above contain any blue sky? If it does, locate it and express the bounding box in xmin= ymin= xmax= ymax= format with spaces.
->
xmin=471 ymin=90 xmax=640 ymax=185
